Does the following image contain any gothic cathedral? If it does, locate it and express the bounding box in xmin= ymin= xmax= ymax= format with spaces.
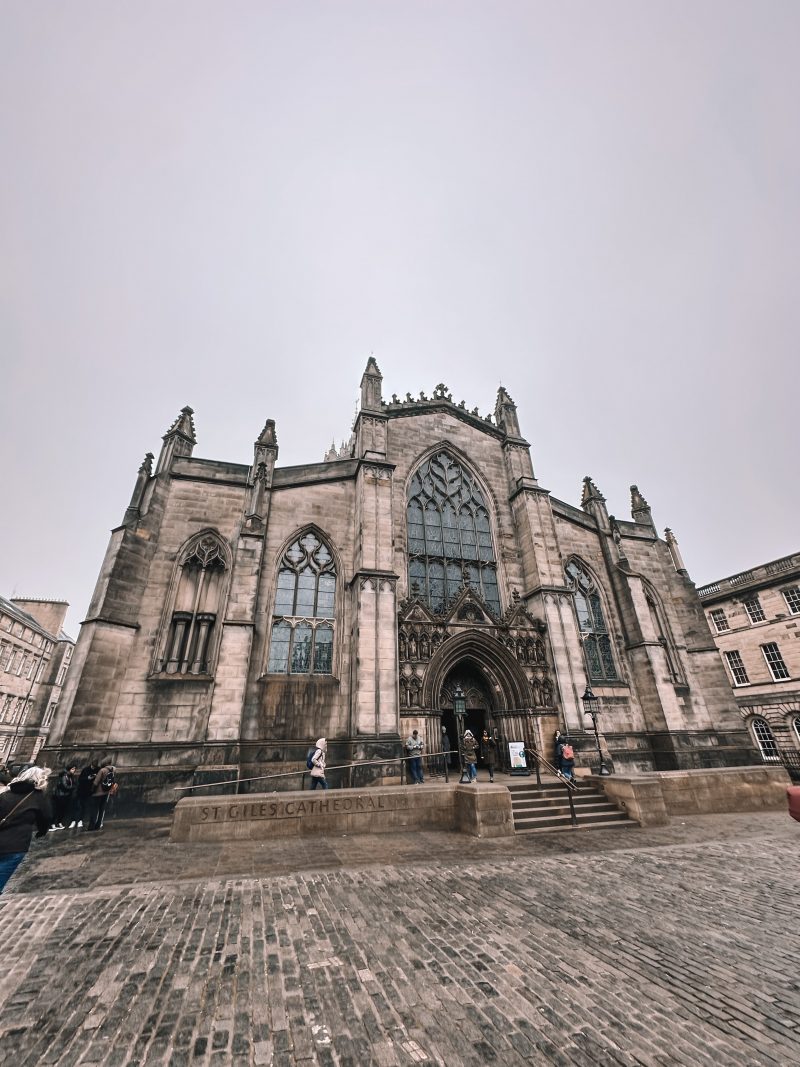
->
xmin=46 ymin=360 xmax=754 ymax=799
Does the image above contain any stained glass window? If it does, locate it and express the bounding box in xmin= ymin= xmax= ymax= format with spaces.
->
xmin=565 ymin=559 xmax=618 ymax=683
xmin=267 ymin=532 xmax=336 ymax=675
xmin=406 ymin=451 xmax=501 ymax=616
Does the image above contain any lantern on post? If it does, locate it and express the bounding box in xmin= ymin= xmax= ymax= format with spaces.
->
xmin=582 ymin=686 xmax=610 ymax=775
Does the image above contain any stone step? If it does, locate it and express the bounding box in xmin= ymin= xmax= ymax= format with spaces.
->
xmin=514 ymin=817 xmax=639 ymax=834
xmin=508 ymin=782 xmax=637 ymax=834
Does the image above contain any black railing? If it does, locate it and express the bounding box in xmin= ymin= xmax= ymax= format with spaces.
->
xmin=524 ymin=747 xmax=579 ymax=827
xmin=778 ymin=751 xmax=800 ymax=783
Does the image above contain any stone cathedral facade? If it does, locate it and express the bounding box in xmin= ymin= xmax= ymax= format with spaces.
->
xmin=46 ymin=360 xmax=755 ymax=799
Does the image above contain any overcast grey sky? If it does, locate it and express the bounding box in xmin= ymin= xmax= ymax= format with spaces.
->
xmin=2 ymin=1 xmax=798 ymax=637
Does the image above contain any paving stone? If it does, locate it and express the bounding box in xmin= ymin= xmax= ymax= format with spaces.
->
xmin=0 ymin=812 xmax=799 ymax=1065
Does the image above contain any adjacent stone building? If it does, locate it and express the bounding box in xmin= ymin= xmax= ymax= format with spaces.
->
xmin=698 ymin=552 xmax=800 ymax=776
xmin=45 ymin=361 xmax=756 ymax=799
xmin=0 ymin=597 xmax=74 ymax=764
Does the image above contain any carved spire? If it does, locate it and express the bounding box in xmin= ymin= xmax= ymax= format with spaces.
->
xmin=360 ymin=357 xmax=383 ymax=412
xmin=123 ymin=452 xmax=154 ymax=527
xmin=245 ymin=418 xmax=279 ymax=530
xmin=630 ymin=484 xmax=655 ymax=531
xmin=494 ymin=386 xmax=521 ymax=437
xmin=156 ymin=405 xmax=196 ymax=474
xmin=664 ymin=528 xmax=688 ymax=575
xmin=581 ymin=476 xmax=609 ymax=529
xmin=581 ymin=476 xmax=605 ymax=506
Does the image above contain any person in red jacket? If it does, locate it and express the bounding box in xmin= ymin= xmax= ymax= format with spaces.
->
xmin=0 ymin=766 xmax=51 ymax=892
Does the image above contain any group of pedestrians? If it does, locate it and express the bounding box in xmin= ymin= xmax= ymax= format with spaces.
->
xmin=0 ymin=758 xmax=118 ymax=894
xmin=48 ymin=760 xmax=117 ymax=832
xmin=405 ymin=727 xmax=499 ymax=784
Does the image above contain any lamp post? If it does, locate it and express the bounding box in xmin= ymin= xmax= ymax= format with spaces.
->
xmin=582 ymin=686 xmax=610 ymax=775
xmin=453 ymin=685 xmax=468 ymax=782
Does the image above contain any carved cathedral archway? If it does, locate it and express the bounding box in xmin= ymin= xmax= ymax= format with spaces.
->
xmin=421 ymin=630 xmax=532 ymax=711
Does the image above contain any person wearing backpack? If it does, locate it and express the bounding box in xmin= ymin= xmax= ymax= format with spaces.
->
xmin=87 ymin=762 xmax=115 ymax=831
xmin=558 ymin=737 xmax=575 ymax=781
xmin=308 ymin=739 xmax=327 ymax=790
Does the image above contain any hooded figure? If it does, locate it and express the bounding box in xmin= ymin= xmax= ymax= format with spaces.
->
xmin=309 ymin=738 xmax=328 ymax=790
xmin=480 ymin=730 xmax=497 ymax=782
xmin=460 ymin=730 xmax=479 ymax=782
xmin=0 ymin=766 xmax=52 ymax=892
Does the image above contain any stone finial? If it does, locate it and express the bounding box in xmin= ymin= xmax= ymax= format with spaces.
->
xmin=581 ymin=476 xmax=605 ymax=506
xmin=164 ymin=406 xmax=196 ymax=444
xmin=630 ymin=484 xmax=655 ymax=530
xmin=124 ymin=453 xmax=155 ymax=526
xmin=665 ymin=528 xmax=688 ymax=574
xmin=360 ymin=357 xmax=383 ymax=412
xmin=139 ymin=452 xmax=154 ymax=475
xmin=156 ymin=405 xmax=196 ymax=474
xmin=494 ymin=385 xmax=521 ymax=436
xmin=256 ymin=419 xmax=277 ymax=447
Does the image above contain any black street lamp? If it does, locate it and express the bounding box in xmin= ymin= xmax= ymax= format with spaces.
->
xmin=582 ymin=686 xmax=611 ymax=776
xmin=453 ymin=685 xmax=468 ymax=782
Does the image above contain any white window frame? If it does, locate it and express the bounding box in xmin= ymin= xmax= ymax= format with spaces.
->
xmin=724 ymin=650 xmax=750 ymax=686
xmin=744 ymin=596 xmax=766 ymax=624
xmin=751 ymin=717 xmax=781 ymax=761
xmin=709 ymin=608 xmax=729 ymax=633
xmin=783 ymin=587 xmax=800 ymax=615
xmin=761 ymin=642 xmax=790 ymax=681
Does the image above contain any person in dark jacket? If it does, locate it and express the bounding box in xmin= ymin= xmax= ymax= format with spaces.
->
xmin=0 ymin=766 xmax=52 ymax=892
xmin=50 ymin=763 xmax=77 ymax=831
xmin=87 ymin=762 xmax=115 ymax=832
xmin=480 ymin=729 xmax=498 ymax=783
xmin=460 ymin=730 xmax=478 ymax=783
xmin=73 ymin=761 xmax=99 ymax=829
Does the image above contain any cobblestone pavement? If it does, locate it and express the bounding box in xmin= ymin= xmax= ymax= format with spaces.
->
xmin=0 ymin=811 xmax=798 ymax=1066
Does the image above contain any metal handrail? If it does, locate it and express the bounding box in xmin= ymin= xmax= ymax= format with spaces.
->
xmin=173 ymin=750 xmax=459 ymax=793
xmin=524 ymin=747 xmax=579 ymax=826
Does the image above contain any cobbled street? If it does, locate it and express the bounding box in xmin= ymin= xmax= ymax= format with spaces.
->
xmin=0 ymin=811 xmax=798 ymax=1066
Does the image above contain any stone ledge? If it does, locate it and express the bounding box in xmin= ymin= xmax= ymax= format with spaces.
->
xmin=170 ymin=784 xmax=514 ymax=841
xmin=594 ymin=765 xmax=790 ymax=827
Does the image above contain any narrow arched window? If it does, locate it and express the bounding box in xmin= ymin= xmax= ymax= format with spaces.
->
xmin=645 ymin=591 xmax=686 ymax=685
xmin=793 ymin=717 xmax=800 ymax=746
xmin=565 ymin=559 xmax=618 ymax=683
xmin=407 ymin=450 xmax=500 ymax=615
xmin=161 ymin=533 xmax=228 ymax=675
xmin=751 ymin=717 xmax=780 ymax=761
xmin=267 ymin=532 xmax=336 ymax=675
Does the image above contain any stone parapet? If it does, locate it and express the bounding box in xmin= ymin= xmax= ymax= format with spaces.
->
xmin=592 ymin=764 xmax=790 ymax=826
xmin=171 ymin=784 xmax=514 ymax=842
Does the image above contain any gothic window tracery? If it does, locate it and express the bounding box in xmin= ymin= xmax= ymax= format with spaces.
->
xmin=565 ymin=559 xmax=618 ymax=683
xmin=407 ymin=451 xmax=501 ymax=616
xmin=267 ymin=532 xmax=336 ymax=675
xmin=161 ymin=533 xmax=228 ymax=676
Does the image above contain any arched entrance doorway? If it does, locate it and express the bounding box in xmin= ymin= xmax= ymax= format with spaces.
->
xmin=438 ymin=664 xmax=495 ymax=766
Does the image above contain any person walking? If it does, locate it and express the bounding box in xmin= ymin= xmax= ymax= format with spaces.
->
xmin=309 ymin=738 xmax=328 ymax=790
xmin=460 ymin=729 xmax=478 ymax=783
xmin=440 ymin=726 xmax=451 ymax=773
xmin=480 ymin=729 xmax=498 ymax=783
xmin=73 ymin=760 xmax=98 ymax=829
xmin=86 ymin=762 xmax=116 ymax=832
xmin=405 ymin=729 xmax=425 ymax=784
xmin=50 ymin=763 xmax=77 ymax=831
xmin=0 ymin=766 xmax=52 ymax=892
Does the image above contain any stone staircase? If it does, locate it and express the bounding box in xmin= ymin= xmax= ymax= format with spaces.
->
xmin=508 ymin=777 xmax=638 ymax=834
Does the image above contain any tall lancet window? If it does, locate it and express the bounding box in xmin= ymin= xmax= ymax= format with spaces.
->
xmin=267 ymin=532 xmax=336 ymax=674
xmin=565 ymin=559 xmax=619 ymax=683
xmin=407 ymin=450 xmax=501 ymax=616
xmin=161 ymin=533 xmax=228 ymax=675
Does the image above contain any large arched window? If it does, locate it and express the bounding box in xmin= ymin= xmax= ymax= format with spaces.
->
xmin=407 ymin=450 xmax=500 ymax=616
xmin=565 ymin=559 xmax=618 ymax=683
xmin=793 ymin=717 xmax=800 ymax=747
xmin=267 ymin=532 xmax=336 ymax=675
xmin=160 ymin=532 xmax=228 ymax=675
xmin=751 ymin=717 xmax=780 ymax=761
